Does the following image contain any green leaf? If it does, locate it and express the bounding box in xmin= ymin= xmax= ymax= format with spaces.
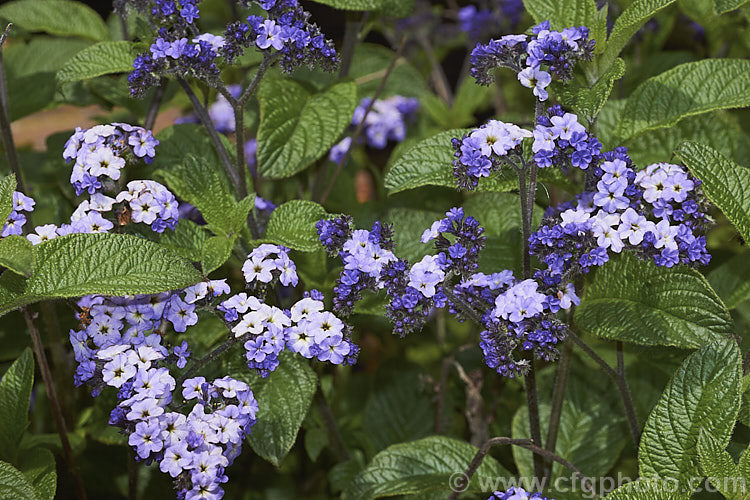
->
xmin=557 ymin=58 xmax=625 ymax=125
xmin=157 ymin=155 xmax=243 ymax=237
xmin=0 ymin=175 xmax=16 ymax=230
xmin=349 ymin=44 xmax=427 ymax=99
xmin=27 ymin=233 xmax=202 ymax=296
xmin=4 ymin=37 xmax=91 ymax=78
xmin=384 ymin=129 xmax=515 ymax=194
xmin=17 ymin=447 xmax=56 ymax=500
xmin=639 ymin=339 xmax=741 ymax=487
xmin=523 ymin=0 xmax=598 ymax=32
xmin=708 ymin=250 xmax=750 ymax=309
xmin=625 ymin=112 xmax=750 ymax=168
xmin=201 ymin=236 xmax=236 ymax=275
xmin=257 ymin=79 xmax=357 ymax=179
xmin=0 ymin=0 xmax=109 ymax=41
xmin=715 ymin=0 xmax=750 ymax=13
xmin=6 ymin=72 xmax=57 ymax=122
xmin=698 ymin=429 xmax=746 ymax=498
xmin=362 ymin=372 xmax=433 ymax=451
xmin=244 ymin=353 xmax=317 ymax=466
xmin=575 ymin=254 xmax=732 ymax=348
xmin=615 ymin=59 xmax=750 ymax=141
xmin=306 ymin=0 xmax=414 ymax=16
xmin=0 ymin=461 xmax=37 ymax=499
xmin=151 ymin=124 xmax=236 ymax=177
xmin=385 ymin=208 xmax=440 ymax=263
xmin=599 ymin=0 xmax=677 ymax=73
xmin=675 ymin=141 xmax=750 ymax=244
xmin=0 ymin=349 xmax=33 ymax=463
xmin=0 ymin=234 xmax=202 ymax=317
xmin=263 ymin=200 xmax=327 ymax=252
xmin=155 ymin=220 xmax=209 ymax=263
xmin=344 ymin=436 xmax=508 ymax=499
xmin=0 ymin=236 xmax=33 ymax=276
xmin=56 ymin=41 xmax=137 ymax=83
xmin=606 ymin=479 xmax=690 ymax=499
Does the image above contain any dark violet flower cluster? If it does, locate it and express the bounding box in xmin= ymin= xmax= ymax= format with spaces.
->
xmin=489 ymin=487 xmax=552 ymax=499
xmin=457 ymin=0 xmax=524 ymax=41
xmin=2 ymin=191 xmax=34 ymax=237
xmin=329 ymin=96 xmax=420 ymax=163
xmin=471 ymin=21 xmax=593 ymax=101
xmin=128 ymin=0 xmax=338 ymax=96
xmin=450 ymin=119 xmax=531 ymax=190
xmin=531 ymin=105 xmax=603 ymax=170
xmin=316 ymin=217 xmax=397 ymax=316
xmin=63 ymin=123 xmax=159 ymax=196
xmin=317 ymin=208 xmax=487 ymax=337
xmin=530 ymin=155 xmax=711 ymax=284
xmin=453 ymin=271 xmax=572 ymax=377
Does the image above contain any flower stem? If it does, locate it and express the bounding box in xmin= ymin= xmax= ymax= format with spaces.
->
xmin=315 ymin=379 xmax=351 ymax=461
xmin=143 ymin=78 xmax=166 ymax=131
xmin=447 ymin=435 xmax=599 ymax=500
xmin=23 ymin=308 xmax=88 ymax=500
xmin=567 ymin=331 xmax=641 ymax=445
xmin=544 ymin=342 xmax=571 ymax=477
xmin=0 ymin=24 xmax=25 ymax=195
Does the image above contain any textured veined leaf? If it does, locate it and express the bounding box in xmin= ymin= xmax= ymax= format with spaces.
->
xmin=234 ymin=353 xmax=317 ymax=466
xmin=17 ymin=447 xmax=56 ymax=500
xmin=575 ymin=254 xmax=732 ymax=348
xmin=615 ymin=59 xmax=750 ymax=141
xmin=263 ymin=200 xmax=328 ymax=252
xmin=697 ymin=430 xmax=747 ymax=498
xmin=306 ymin=0 xmax=414 ymax=15
xmin=384 ymin=208 xmax=441 ymax=263
xmin=523 ymin=0 xmax=597 ymax=31
xmin=201 ymin=235 xmax=236 ymax=275
xmin=607 ymin=479 xmax=690 ymax=499
xmin=0 ymin=0 xmax=109 ymax=41
xmin=56 ymin=41 xmax=137 ymax=83
xmin=0 ymin=349 xmax=33 ymax=463
xmin=715 ymin=0 xmax=750 ymax=13
xmin=0 ymin=175 xmax=16 ymax=229
xmin=708 ymin=250 xmax=750 ymax=310
xmin=257 ymin=79 xmax=357 ymax=179
xmin=639 ymin=339 xmax=741 ymax=487
xmin=0 ymin=234 xmax=202 ymax=317
xmin=343 ymin=436 xmax=509 ymax=499
xmin=0 ymin=236 xmax=33 ymax=277
xmin=675 ymin=141 xmax=750 ymax=244
xmin=599 ymin=0 xmax=677 ymax=73
xmin=0 ymin=461 xmax=37 ymax=499
xmin=556 ymin=57 xmax=625 ymax=125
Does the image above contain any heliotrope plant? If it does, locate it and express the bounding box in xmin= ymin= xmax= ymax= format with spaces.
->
xmin=1 ymin=0 xmax=750 ymax=499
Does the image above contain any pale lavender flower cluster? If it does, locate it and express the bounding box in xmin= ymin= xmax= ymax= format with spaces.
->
xmin=329 ymin=96 xmax=420 ymax=162
xmin=68 ymin=278 xmax=267 ymax=499
xmin=63 ymin=123 xmax=158 ymax=196
xmin=221 ymin=289 xmax=358 ymax=377
xmin=241 ymin=244 xmax=298 ymax=291
xmin=2 ymin=191 xmax=35 ymax=237
xmin=450 ymin=119 xmax=532 ymax=190
xmin=470 ymin=21 xmax=593 ymax=101
xmin=116 ymin=180 xmax=180 ymax=232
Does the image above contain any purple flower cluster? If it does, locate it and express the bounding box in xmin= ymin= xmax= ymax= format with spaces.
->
xmin=317 ymin=208 xmax=487 ymax=337
xmin=450 ymin=119 xmax=532 ymax=190
xmin=316 ymin=218 xmax=397 ymax=316
xmin=329 ymin=96 xmax=420 ymax=162
xmin=489 ymin=487 xmax=552 ymax=499
xmin=2 ymin=191 xmax=35 ymax=237
xmin=241 ymin=244 xmax=298 ymax=292
xmin=116 ymin=180 xmax=180 ymax=233
xmin=452 ymin=273 xmax=572 ymax=377
xmin=471 ymin=21 xmax=593 ymax=100
xmin=222 ymin=289 xmax=358 ymax=377
xmin=532 ymin=106 xmax=603 ymax=170
xmin=63 ymin=123 xmax=159 ymax=196
xmin=221 ymin=1 xmax=338 ymax=73
xmin=530 ymin=156 xmax=711 ymax=285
